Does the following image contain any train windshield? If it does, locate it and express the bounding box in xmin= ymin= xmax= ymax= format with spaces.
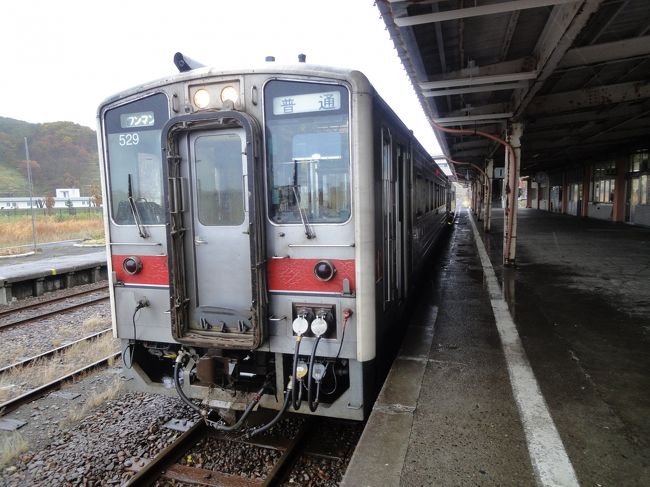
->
xmin=264 ymin=80 xmax=351 ymax=224
xmin=104 ymin=93 xmax=168 ymax=225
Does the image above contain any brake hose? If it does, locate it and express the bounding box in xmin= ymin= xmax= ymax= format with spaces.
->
xmin=205 ymin=384 xmax=267 ymax=431
xmin=307 ymin=335 xmax=323 ymax=412
xmin=246 ymin=386 xmax=292 ymax=437
xmin=174 ymin=352 xmax=270 ymax=432
xmin=291 ymin=335 xmax=303 ymax=410
xmin=173 ymin=355 xmax=201 ymax=413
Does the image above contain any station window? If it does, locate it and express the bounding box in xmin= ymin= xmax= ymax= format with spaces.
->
xmin=629 ymin=150 xmax=648 ymax=173
xmin=590 ymin=161 xmax=616 ymax=204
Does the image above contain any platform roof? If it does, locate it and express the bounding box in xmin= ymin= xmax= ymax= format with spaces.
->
xmin=378 ymin=0 xmax=650 ymax=177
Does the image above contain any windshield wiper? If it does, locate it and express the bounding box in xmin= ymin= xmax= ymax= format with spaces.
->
xmin=127 ymin=173 xmax=149 ymax=238
xmin=292 ymin=160 xmax=315 ymax=239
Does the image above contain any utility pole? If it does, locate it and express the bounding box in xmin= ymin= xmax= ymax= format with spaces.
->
xmin=24 ymin=137 xmax=37 ymax=252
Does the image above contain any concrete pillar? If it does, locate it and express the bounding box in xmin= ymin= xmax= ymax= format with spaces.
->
xmin=65 ymin=272 xmax=75 ymax=289
xmin=612 ymin=157 xmax=627 ymax=222
xmin=92 ymin=266 xmax=102 ymax=283
xmin=504 ymin=123 xmax=523 ymax=266
xmin=34 ymin=278 xmax=45 ymax=297
xmin=0 ymin=282 xmax=11 ymax=305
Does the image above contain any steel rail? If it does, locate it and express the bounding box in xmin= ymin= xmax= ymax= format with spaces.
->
xmin=124 ymin=420 xmax=209 ymax=487
xmin=0 ymin=283 xmax=108 ymax=318
xmin=0 ymin=328 xmax=113 ymax=375
xmin=125 ymin=418 xmax=313 ymax=486
xmin=0 ymin=295 xmax=109 ymax=330
xmin=0 ymin=351 xmax=121 ymax=416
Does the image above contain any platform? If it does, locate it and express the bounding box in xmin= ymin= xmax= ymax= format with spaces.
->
xmin=342 ymin=209 xmax=650 ymax=487
xmin=0 ymin=249 xmax=107 ymax=304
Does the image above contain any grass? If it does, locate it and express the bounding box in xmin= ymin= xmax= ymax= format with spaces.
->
xmin=0 ymin=211 xmax=104 ymax=248
xmin=66 ymin=376 xmax=123 ymax=423
xmin=0 ymin=332 xmax=119 ymax=403
xmin=0 ymin=432 xmax=28 ymax=467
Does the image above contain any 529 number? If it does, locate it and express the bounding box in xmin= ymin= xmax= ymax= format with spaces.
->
xmin=118 ymin=133 xmax=140 ymax=146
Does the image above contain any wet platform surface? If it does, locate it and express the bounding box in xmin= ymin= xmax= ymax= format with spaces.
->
xmin=344 ymin=208 xmax=650 ymax=486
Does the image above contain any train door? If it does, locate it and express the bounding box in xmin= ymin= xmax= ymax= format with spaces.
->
xmin=165 ymin=113 xmax=265 ymax=349
xmin=188 ymin=129 xmax=252 ymax=329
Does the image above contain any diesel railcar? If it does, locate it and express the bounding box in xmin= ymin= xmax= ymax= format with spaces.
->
xmin=97 ymin=56 xmax=452 ymax=433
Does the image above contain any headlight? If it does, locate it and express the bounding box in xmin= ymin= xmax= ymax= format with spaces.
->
xmin=193 ymin=89 xmax=211 ymax=109
xmin=220 ymin=86 xmax=238 ymax=103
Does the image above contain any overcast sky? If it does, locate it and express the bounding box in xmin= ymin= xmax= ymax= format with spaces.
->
xmin=2 ymin=0 xmax=441 ymax=156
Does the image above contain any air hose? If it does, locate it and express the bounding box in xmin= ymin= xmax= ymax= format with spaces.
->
xmin=173 ymin=354 xmax=200 ymax=413
xmin=291 ymin=335 xmax=303 ymax=410
xmin=307 ymin=335 xmax=323 ymax=412
xmin=173 ymin=351 xmax=270 ymax=432
xmin=204 ymin=384 xmax=267 ymax=432
xmin=246 ymin=385 xmax=293 ymax=438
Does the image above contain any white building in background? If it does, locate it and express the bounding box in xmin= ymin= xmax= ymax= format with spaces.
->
xmin=55 ymin=188 xmax=81 ymax=199
xmin=0 ymin=188 xmax=96 ymax=210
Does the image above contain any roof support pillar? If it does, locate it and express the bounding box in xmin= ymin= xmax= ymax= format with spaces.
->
xmin=485 ymin=159 xmax=494 ymax=232
xmin=504 ymin=123 xmax=523 ymax=266
xmin=613 ymin=157 xmax=627 ymax=223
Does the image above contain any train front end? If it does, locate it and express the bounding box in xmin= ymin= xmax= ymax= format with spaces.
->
xmin=97 ymin=65 xmax=376 ymax=426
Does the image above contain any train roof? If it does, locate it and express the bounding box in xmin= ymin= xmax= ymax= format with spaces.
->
xmin=97 ymin=61 xmax=447 ymax=178
xmin=97 ymin=63 xmax=373 ymax=110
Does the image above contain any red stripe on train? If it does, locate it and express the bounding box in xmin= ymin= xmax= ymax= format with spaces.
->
xmin=111 ymin=255 xmax=169 ymax=286
xmin=267 ymin=259 xmax=355 ymax=293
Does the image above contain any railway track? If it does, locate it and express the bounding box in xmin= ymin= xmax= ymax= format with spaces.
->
xmin=124 ymin=417 xmax=360 ymax=486
xmin=0 ymin=351 xmax=121 ymax=415
xmin=0 ymin=285 xmax=109 ymax=330
xmin=0 ymin=328 xmax=113 ymax=375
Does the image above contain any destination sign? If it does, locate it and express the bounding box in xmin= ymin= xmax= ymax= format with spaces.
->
xmin=272 ymin=91 xmax=341 ymax=116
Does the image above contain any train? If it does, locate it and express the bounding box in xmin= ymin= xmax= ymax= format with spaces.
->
xmin=97 ymin=54 xmax=454 ymax=434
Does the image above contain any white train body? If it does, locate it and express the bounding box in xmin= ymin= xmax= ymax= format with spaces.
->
xmin=97 ymin=63 xmax=452 ymax=421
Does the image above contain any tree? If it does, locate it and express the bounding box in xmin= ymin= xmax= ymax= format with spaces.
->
xmin=89 ymin=183 xmax=103 ymax=207
xmin=45 ymin=194 xmax=55 ymax=215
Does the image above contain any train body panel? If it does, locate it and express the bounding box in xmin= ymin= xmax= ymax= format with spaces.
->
xmin=97 ymin=63 xmax=451 ymax=426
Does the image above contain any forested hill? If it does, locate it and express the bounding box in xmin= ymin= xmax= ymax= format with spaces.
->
xmin=0 ymin=117 xmax=99 ymax=197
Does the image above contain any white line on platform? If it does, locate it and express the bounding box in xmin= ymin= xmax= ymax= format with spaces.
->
xmin=468 ymin=211 xmax=580 ymax=487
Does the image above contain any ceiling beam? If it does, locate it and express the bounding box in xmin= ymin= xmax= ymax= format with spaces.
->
xmin=423 ymin=81 xmax=528 ymax=97
xmin=443 ymin=103 xmax=512 ymax=118
xmin=558 ymin=36 xmax=650 ymax=69
xmin=500 ymin=10 xmax=521 ymax=61
xmin=436 ymin=113 xmax=513 ymax=124
xmin=452 ymin=139 xmax=493 ymax=151
xmin=394 ymin=0 xmax=578 ymax=27
xmin=528 ymin=80 xmax=650 ymax=116
xmin=420 ymin=71 xmax=536 ymax=89
xmin=513 ymin=0 xmax=605 ymax=119
xmin=430 ymin=2 xmax=452 ymax=113
xmin=452 ymin=148 xmax=492 ymax=158
xmin=424 ymin=58 xmax=531 ymax=81
xmin=376 ymin=0 xmax=451 ymax=157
